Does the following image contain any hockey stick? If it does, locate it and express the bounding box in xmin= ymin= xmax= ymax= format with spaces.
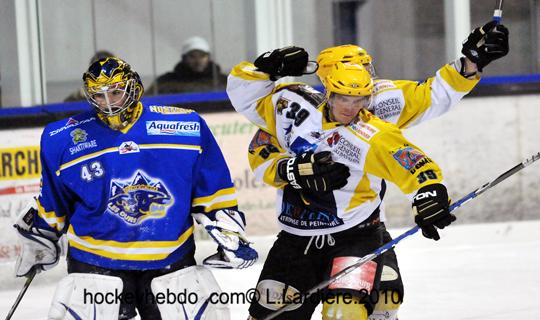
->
xmin=493 ymin=0 xmax=504 ymax=24
xmin=4 ymin=269 xmax=37 ymax=320
xmin=262 ymin=151 xmax=540 ymax=320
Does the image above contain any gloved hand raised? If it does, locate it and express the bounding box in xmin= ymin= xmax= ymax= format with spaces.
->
xmin=462 ymin=20 xmax=509 ymax=71
xmin=254 ymin=46 xmax=309 ymax=80
xmin=412 ymin=183 xmax=456 ymax=241
xmin=277 ymin=151 xmax=350 ymax=193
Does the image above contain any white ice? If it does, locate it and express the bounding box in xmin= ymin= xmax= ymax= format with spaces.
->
xmin=1 ymin=220 xmax=539 ymax=319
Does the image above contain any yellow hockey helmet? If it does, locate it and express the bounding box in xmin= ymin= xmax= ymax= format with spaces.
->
xmin=83 ymin=57 xmax=144 ymax=129
xmin=316 ymin=45 xmax=374 ymax=82
xmin=324 ymin=62 xmax=374 ymax=99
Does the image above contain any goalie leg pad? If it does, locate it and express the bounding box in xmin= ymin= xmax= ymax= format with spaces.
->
xmin=151 ymin=265 xmax=230 ymax=320
xmin=48 ymin=273 xmax=123 ymax=320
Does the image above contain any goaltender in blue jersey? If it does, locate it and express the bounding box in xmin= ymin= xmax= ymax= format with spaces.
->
xmin=13 ymin=57 xmax=256 ymax=320
xmin=37 ymin=105 xmax=231 ymax=270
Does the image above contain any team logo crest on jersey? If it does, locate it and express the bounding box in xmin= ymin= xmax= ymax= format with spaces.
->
xmin=392 ymin=146 xmax=425 ymax=170
xmin=107 ymin=171 xmax=174 ymax=225
xmin=70 ymin=129 xmax=88 ymax=144
xmin=119 ymin=141 xmax=140 ymax=154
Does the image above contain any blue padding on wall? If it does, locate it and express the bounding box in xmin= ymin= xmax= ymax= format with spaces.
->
xmin=1 ymin=74 xmax=539 ymax=118
xmin=477 ymin=74 xmax=540 ymax=85
xmin=0 ymin=91 xmax=229 ymax=117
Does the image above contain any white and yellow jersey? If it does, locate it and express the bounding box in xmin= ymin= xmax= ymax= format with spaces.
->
xmin=227 ymin=62 xmax=465 ymax=235
xmin=227 ymin=61 xmax=479 ymax=133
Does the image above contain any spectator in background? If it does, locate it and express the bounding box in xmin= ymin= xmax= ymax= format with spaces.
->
xmin=64 ymin=50 xmax=115 ymax=102
xmin=148 ymin=36 xmax=227 ymax=95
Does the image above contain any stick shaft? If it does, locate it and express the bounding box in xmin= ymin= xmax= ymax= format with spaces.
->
xmin=4 ymin=270 xmax=37 ymax=320
xmin=493 ymin=0 xmax=504 ymax=23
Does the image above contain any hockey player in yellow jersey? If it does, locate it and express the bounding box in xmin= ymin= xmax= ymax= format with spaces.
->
xmin=229 ymin=61 xmax=455 ymax=319
xmin=228 ymin=21 xmax=509 ymax=320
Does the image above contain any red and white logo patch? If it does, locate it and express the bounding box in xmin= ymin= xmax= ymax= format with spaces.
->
xmin=328 ymin=257 xmax=377 ymax=291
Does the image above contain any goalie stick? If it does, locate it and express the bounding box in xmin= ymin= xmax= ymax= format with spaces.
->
xmin=262 ymin=151 xmax=540 ymax=320
xmin=4 ymin=269 xmax=37 ymax=320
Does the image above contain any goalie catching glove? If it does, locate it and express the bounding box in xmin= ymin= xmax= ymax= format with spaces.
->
xmin=14 ymin=202 xmax=61 ymax=277
xmin=412 ymin=183 xmax=456 ymax=241
xmin=193 ymin=209 xmax=258 ymax=269
xmin=277 ymin=151 xmax=350 ymax=192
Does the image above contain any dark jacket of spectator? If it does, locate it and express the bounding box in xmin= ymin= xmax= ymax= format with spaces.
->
xmin=148 ymin=36 xmax=227 ymax=95
xmin=150 ymin=60 xmax=227 ymax=94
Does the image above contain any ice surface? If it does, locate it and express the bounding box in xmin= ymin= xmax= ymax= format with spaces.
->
xmin=1 ymin=221 xmax=539 ymax=319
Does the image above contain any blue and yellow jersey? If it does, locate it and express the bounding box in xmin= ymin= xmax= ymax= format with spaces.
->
xmin=34 ymin=103 xmax=237 ymax=270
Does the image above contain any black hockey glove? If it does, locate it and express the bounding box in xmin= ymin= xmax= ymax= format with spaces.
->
xmin=277 ymin=151 xmax=350 ymax=193
xmin=254 ymin=46 xmax=309 ymax=80
xmin=412 ymin=183 xmax=456 ymax=241
xmin=461 ymin=21 xmax=509 ymax=71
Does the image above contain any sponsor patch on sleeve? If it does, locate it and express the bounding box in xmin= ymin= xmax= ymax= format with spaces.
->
xmin=392 ymin=146 xmax=425 ymax=170
xmin=248 ymin=129 xmax=273 ymax=151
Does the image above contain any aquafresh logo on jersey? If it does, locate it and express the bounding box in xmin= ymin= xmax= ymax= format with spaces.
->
xmin=145 ymin=121 xmax=200 ymax=136
xmin=107 ymin=171 xmax=174 ymax=225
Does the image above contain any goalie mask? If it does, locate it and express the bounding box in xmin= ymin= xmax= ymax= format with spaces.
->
xmin=83 ymin=57 xmax=144 ymax=130
xmin=324 ymin=62 xmax=374 ymax=124
xmin=316 ymin=45 xmax=375 ymax=82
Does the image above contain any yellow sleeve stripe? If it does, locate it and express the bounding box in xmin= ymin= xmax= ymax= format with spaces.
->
xmin=67 ymin=225 xmax=194 ymax=261
xmin=192 ymin=187 xmax=236 ymax=205
xmin=56 ymin=144 xmax=201 ymax=175
xmin=192 ymin=187 xmax=238 ymax=212
xmin=230 ymin=62 xmax=270 ymax=81
xmin=57 ymin=147 xmax=118 ymax=175
xmin=139 ymin=144 xmax=202 ymax=153
xmin=36 ymin=198 xmax=65 ymax=231
xmin=202 ymin=199 xmax=239 ymax=213
xmin=439 ymin=64 xmax=479 ymax=92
